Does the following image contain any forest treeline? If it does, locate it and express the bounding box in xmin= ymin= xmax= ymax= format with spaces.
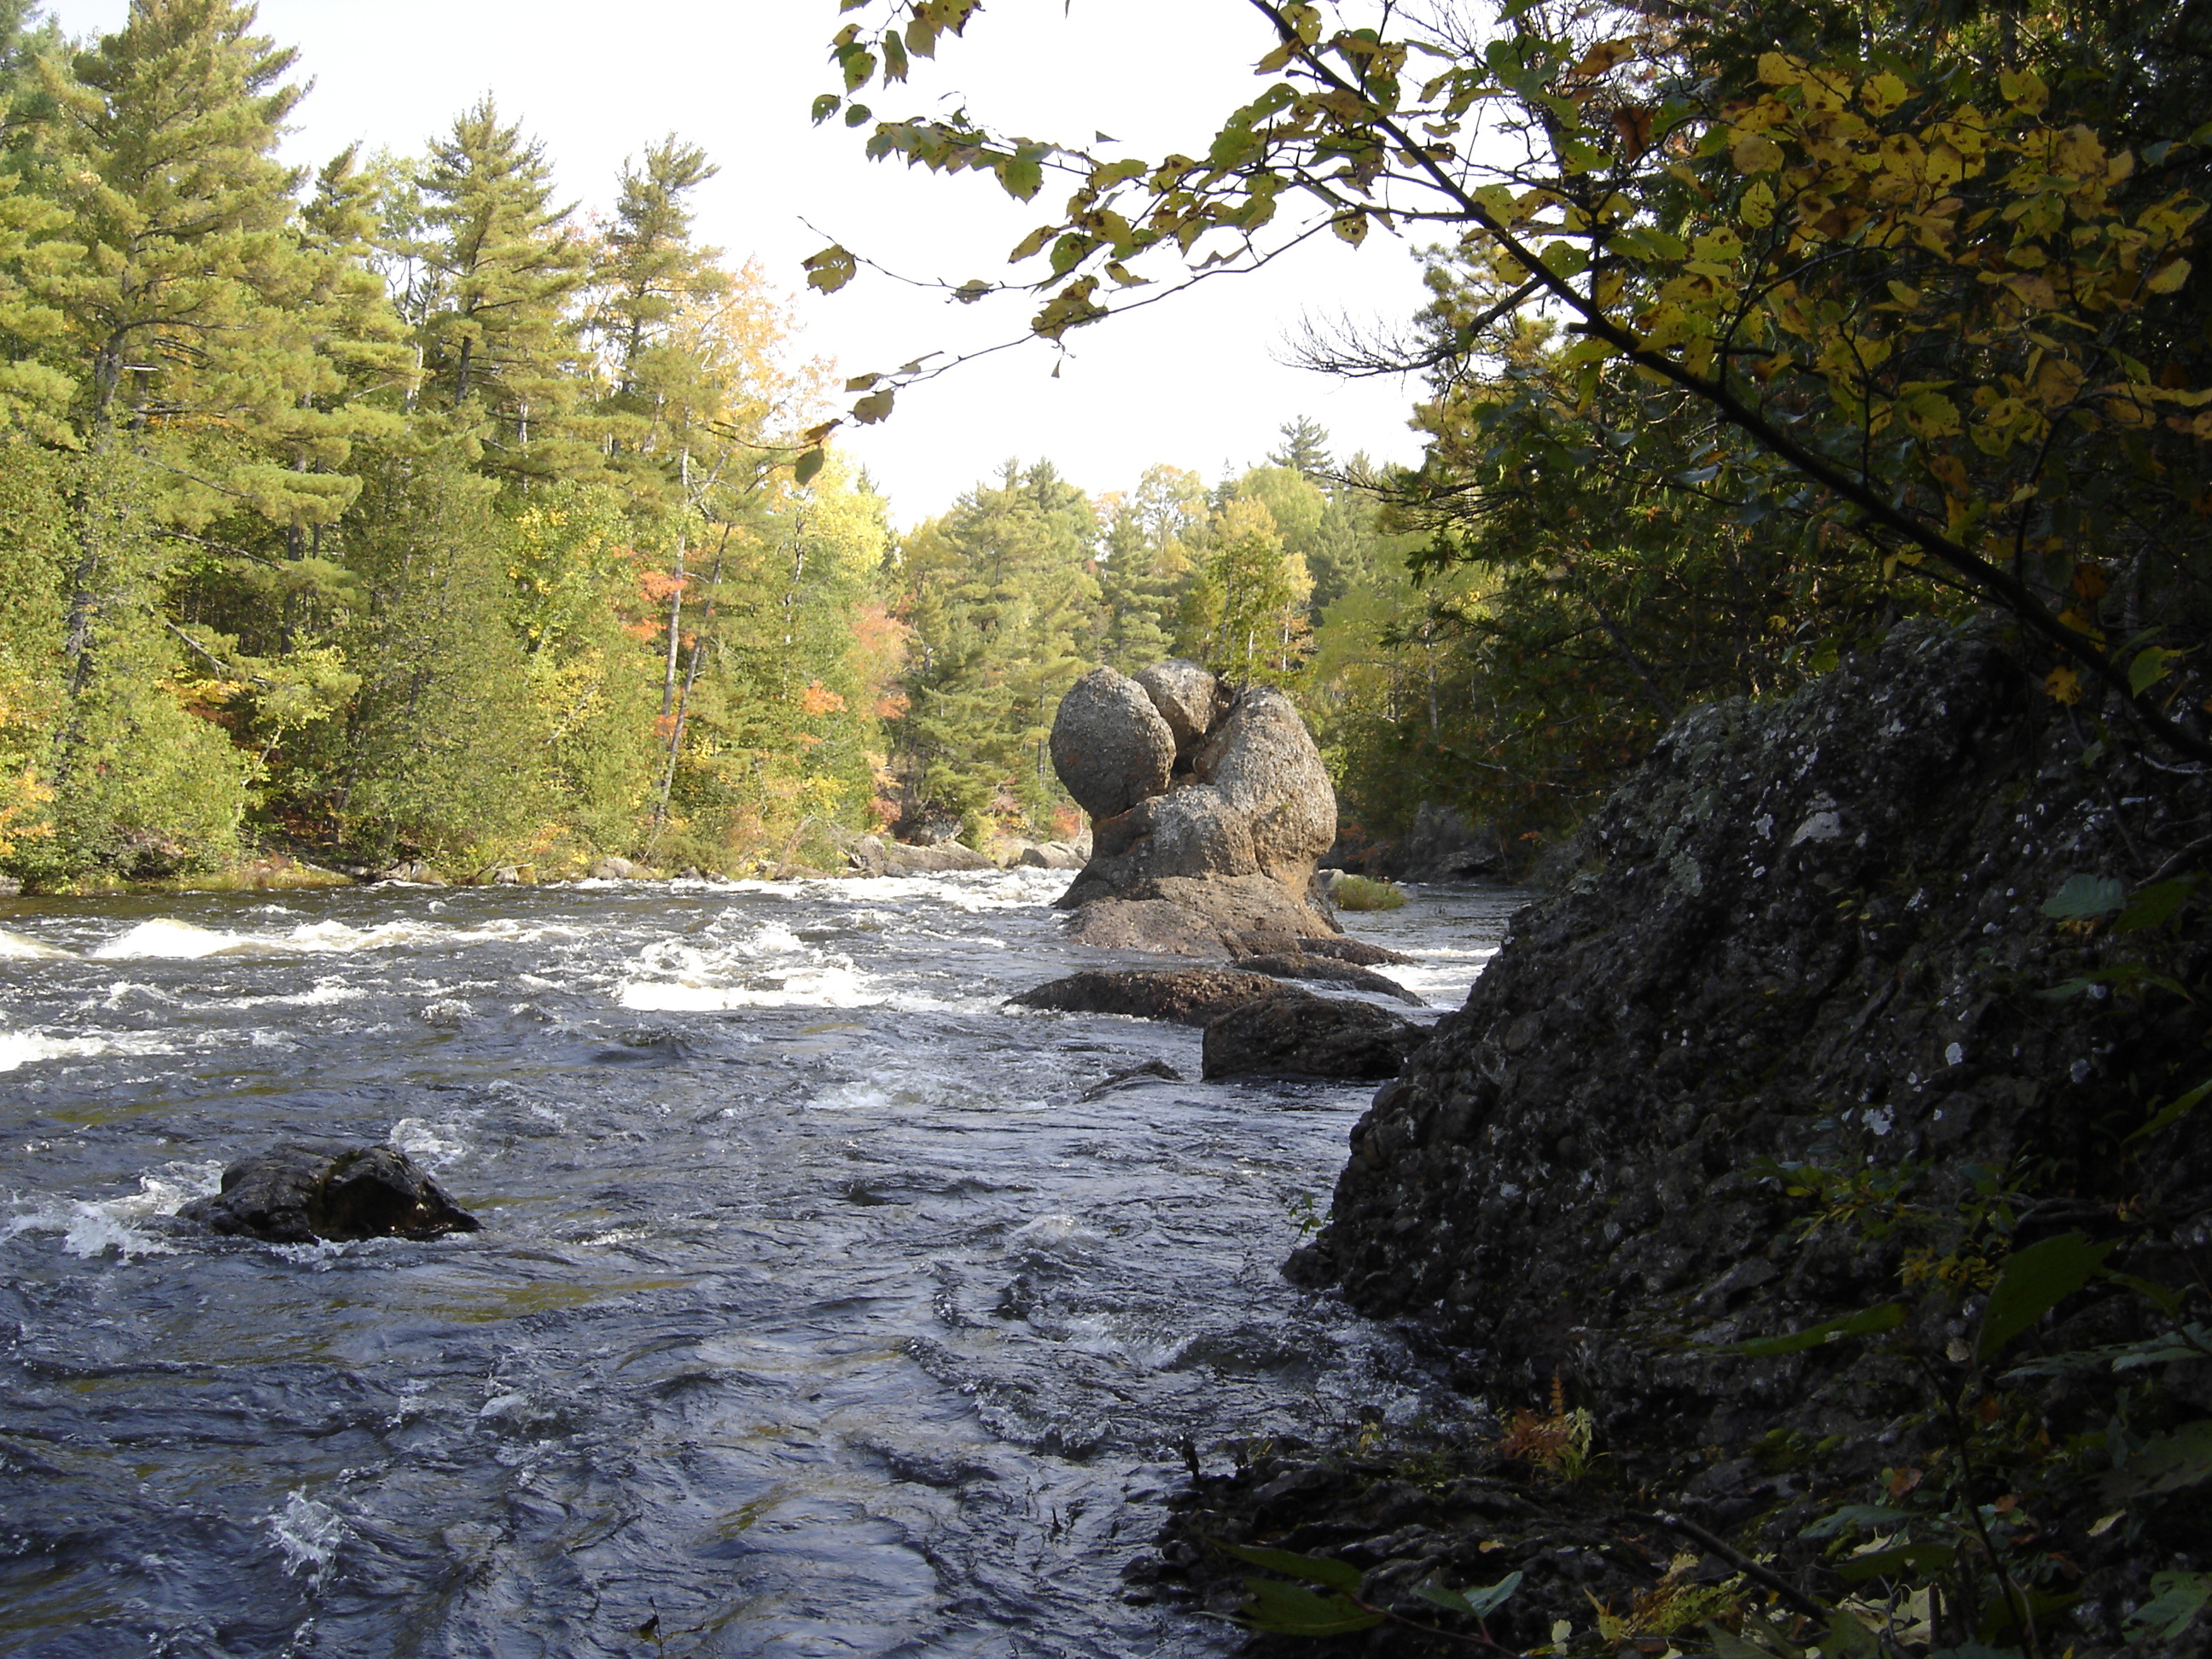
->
xmin=10 ymin=0 xmax=2203 ymax=891
xmin=0 ymin=0 xmax=1700 ymax=891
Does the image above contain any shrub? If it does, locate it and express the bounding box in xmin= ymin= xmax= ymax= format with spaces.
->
xmin=1336 ymin=874 xmax=1406 ymax=911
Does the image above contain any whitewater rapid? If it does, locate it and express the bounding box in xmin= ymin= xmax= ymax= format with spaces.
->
xmin=0 ymin=869 xmax=1522 ymax=1657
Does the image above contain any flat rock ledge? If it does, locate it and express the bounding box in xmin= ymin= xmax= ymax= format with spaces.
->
xmin=180 ymin=1142 xmax=480 ymax=1244
xmin=1010 ymin=958 xmax=1419 ymax=1027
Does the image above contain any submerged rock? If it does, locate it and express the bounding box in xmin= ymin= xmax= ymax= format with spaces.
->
xmin=1201 ymin=992 xmax=1432 ymax=1081
xmin=1231 ymin=952 xmax=1423 ymax=1004
xmin=180 ymin=1143 xmax=480 ymax=1243
xmin=1289 ymin=934 xmax=1415 ymax=968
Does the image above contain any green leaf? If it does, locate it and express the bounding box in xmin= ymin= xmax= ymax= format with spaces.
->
xmin=1239 ymin=1577 xmax=1384 ymax=1635
xmin=2041 ymin=873 xmax=2125 ymax=919
xmin=2125 ymin=1570 xmax=2212 ymax=1642
xmin=1413 ymin=1569 xmax=1522 ymax=1617
xmin=1714 ymin=1301 xmax=1904 ymax=1357
xmin=1705 ymin=1621 xmax=1784 ymax=1659
xmin=2128 ymin=1079 xmax=2212 ymax=1143
xmin=1837 ymin=1540 xmax=1958 ymax=1582
xmin=1824 ymin=1612 xmax=1883 ymax=1659
xmin=1800 ymin=1504 xmax=1912 ymax=1540
xmin=811 ymin=94 xmax=841 ymax=126
xmin=1220 ymin=1542 xmax=1364 ymax=1594
xmin=998 ymin=148 xmax=1045 ymax=201
xmin=802 ymin=245 xmax=858 ymax=294
xmin=1976 ymin=1231 xmax=2115 ymax=1363
xmin=2129 ymin=645 xmax=2180 ymax=696
xmin=851 ymin=388 xmax=895 ymax=425
xmin=793 ymin=447 xmax=826 ymax=486
xmin=2113 ymin=876 xmax=2198 ymax=934
xmin=2111 ymin=1421 xmax=2212 ymax=1497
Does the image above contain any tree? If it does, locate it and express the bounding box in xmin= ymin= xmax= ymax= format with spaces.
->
xmin=412 ymin=96 xmax=590 ymax=480
xmin=808 ymin=0 xmax=2212 ymax=763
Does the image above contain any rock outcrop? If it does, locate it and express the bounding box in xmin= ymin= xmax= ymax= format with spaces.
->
xmin=1050 ymin=661 xmax=1341 ymax=954
xmin=1201 ymin=992 xmax=1432 ymax=1081
xmin=841 ymin=835 xmax=995 ymax=876
xmin=1289 ymin=621 xmax=2212 ymax=1510
xmin=181 ymin=1143 xmax=480 ymax=1243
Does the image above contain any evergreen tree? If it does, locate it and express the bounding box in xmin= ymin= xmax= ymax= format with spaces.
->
xmin=1266 ymin=415 xmax=1331 ymax=477
xmin=412 ymin=96 xmax=590 ymax=480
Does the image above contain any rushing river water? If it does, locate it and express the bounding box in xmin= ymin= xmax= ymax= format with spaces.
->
xmin=0 ymin=870 xmax=1522 ymax=1658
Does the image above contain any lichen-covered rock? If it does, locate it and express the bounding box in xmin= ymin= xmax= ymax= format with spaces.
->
xmin=181 ymin=1143 xmax=480 ymax=1243
xmin=1134 ymin=658 xmax=1225 ymax=763
xmin=1191 ymin=686 xmax=1337 ymax=885
xmin=1051 ymin=667 xmax=1343 ymax=952
xmin=1202 ymin=992 xmax=1432 ymax=1080
xmin=1048 ymin=667 xmax=1176 ymax=819
xmin=1290 ymin=620 xmax=2212 ymax=1489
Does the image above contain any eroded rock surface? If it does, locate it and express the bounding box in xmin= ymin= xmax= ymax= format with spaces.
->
xmin=1049 ymin=667 xmax=1176 ymax=820
xmin=181 ymin=1143 xmax=480 ymax=1243
xmin=1290 ymin=620 xmax=2212 ymax=1490
xmin=1051 ymin=661 xmax=1342 ymax=953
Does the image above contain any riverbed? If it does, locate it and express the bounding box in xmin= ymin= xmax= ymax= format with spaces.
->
xmin=0 ymin=871 xmax=1522 ymax=1657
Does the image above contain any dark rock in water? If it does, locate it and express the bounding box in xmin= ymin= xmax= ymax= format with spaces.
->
xmin=1395 ymin=800 xmax=1504 ymax=880
xmin=1202 ymin=992 xmax=1432 ymax=1081
xmin=1232 ymin=952 xmax=1423 ymax=1004
xmin=180 ymin=1143 xmax=480 ymax=1243
xmin=1291 ymin=934 xmax=1415 ymax=967
xmin=1009 ymin=968 xmax=1283 ymax=1027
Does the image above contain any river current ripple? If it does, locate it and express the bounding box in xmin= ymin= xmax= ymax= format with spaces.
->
xmin=0 ymin=870 xmax=1522 ymax=1657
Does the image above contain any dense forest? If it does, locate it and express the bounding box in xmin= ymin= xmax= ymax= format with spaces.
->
xmin=3 ymin=0 xmax=2206 ymax=894
xmin=0 ymin=0 xmax=1624 ymax=891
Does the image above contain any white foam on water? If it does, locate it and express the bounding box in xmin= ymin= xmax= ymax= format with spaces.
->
xmin=267 ymin=1490 xmax=347 ymax=1579
xmin=0 ymin=1027 xmax=178 ymax=1073
xmin=389 ymin=1115 xmax=469 ymax=1167
xmin=85 ymin=913 xmax=595 ymax=962
xmin=0 ymin=927 xmax=70 ymax=959
xmin=0 ymin=1159 xmax=222 ymax=1260
xmin=619 ymin=963 xmax=873 ymax=1011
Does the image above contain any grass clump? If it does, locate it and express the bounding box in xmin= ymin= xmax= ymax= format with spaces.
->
xmin=1335 ymin=874 xmax=1407 ymax=911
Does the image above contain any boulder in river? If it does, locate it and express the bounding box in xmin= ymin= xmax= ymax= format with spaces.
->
xmin=1050 ymin=662 xmax=1342 ymax=955
xmin=1200 ymin=992 xmax=1433 ymax=1081
xmin=1289 ymin=934 xmax=1415 ymax=968
xmin=1048 ymin=667 xmax=1176 ymax=819
xmin=180 ymin=1143 xmax=480 ymax=1243
xmin=1009 ymin=967 xmax=1285 ymax=1026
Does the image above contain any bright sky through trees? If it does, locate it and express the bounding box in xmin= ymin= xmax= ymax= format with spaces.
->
xmin=48 ymin=0 xmax=1431 ymax=523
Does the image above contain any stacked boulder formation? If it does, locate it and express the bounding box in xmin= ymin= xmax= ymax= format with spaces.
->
xmin=1047 ymin=659 xmax=1342 ymax=957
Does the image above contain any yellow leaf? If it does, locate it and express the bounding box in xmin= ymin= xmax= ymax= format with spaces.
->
xmin=2147 ymin=258 xmax=2192 ymax=294
xmin=1571 ymin=38 xmax=1633 ymax=77
xmin=2035 ymin=355 xmax=2084 ymax=408
xmin=2045 ymin=665 xmax=2082 ymax=704
xmin=1732 ymin=132 xmax=1784 ymax=174
xmin=1756 ymin=51 xmax=1798 ymax=86
xmin=2000 ymin=67 xmax=2049 ymax=115
xmin=1860 ymin=72 xmax=1910 ymax=116
xmin=1741 ymin=180 xmax=1776 ymax=227
xmin=1886 ymin=279 xmax=1922 ymax=308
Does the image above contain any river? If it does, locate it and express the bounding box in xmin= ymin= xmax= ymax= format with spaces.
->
xmin=0 ymin=870 xmax=1522 ymax=1657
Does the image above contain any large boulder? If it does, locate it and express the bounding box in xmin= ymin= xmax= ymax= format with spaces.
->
xmin=1062 ymin=897 xmax=1230 ymax=958
xmin=1134 ymin=658 xmax=1227 ymax=765
xmin=181 ymin=1143 xmax=480 ymax=1243
xmin=1201 ymin=992 xmax=1433 ymax=1081
xmin=1050 ymin=665 xmax=1342 ymax=954
xmin=1049 ymin=667 xmax=1176 ymax=819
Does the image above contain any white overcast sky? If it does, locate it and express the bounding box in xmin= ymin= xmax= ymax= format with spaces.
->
xmin=52 ymin=0 xmax=1439 ymax=524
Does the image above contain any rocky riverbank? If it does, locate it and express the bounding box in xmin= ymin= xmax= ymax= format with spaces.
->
xmin=1153 ymin=622 xmax=2212 ymax=1655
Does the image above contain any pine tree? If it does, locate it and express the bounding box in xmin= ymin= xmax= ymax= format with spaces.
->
xmin=412 ymin=97 xmax=590 ymax=480
xmin=1267 ymin=415 xmax=1331 ymax=477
